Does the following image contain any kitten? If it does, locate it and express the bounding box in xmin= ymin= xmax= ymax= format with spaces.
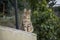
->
xmin=22 ymin=8 xmax=33 ymax=32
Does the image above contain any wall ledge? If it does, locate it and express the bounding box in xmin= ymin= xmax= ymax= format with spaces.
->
xmin=0 ymin=26 xmax=37 ymax=40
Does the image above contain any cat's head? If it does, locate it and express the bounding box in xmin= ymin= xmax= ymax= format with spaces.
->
xmin=24 ymin=8 xmax=31 ymax=15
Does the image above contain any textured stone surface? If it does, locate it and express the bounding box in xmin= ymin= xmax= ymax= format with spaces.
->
xmin=0 ymin=26 xmax=37 ymax=40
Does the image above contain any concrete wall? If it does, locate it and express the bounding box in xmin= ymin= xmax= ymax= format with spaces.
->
xmin=0 ymin=26 xmax=37 ymax=40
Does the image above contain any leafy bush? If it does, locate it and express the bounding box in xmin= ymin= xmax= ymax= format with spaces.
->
xmin=31 ymin=0 xmax=60 ymax=40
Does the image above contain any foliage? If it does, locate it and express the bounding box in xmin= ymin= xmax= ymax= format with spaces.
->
xmin=30 ymin=0 xmax=60 ymax=40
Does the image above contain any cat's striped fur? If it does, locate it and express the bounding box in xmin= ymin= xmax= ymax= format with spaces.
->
xmin=22 ymin=9 xmax=33 ymax=32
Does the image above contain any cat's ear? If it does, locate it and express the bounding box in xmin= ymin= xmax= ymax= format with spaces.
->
xmin=28 ymin=9 xmax=31 ymax=13
xmin=24 ymin=8 xmax=27 ymax=12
